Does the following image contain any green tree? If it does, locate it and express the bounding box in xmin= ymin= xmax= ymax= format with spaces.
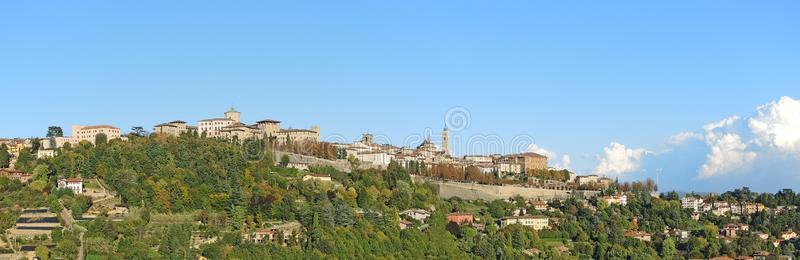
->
xmin=333 ymin=200 xmax=355 ymax=226
xmin=47 ymin=126 xmax=64 ymax=137
xmin=31 ymin=164 xmax=49 ymax=181
xmin=0 ymin=145 xmax=9 ymax=168
xmin=35 ymin=244 xmax=50 ymax=260
xmin=30 ymin=180 xmax=47 ymax=192
xmin=661 ymin=237 xmax=677 ymax=259
xmin=140 ymin=206 xmax=151 ymax=224
xmin=71 ymin=202 xmax=85 ymax=219
xmin=94 ymin=133 xmax=108 ymax=146
xmin=347 ymin=154 xmax=360 ymax=171
xmin=130 ymin=126 xmax=148 ymax=137
xmin=280 ymin=154 xmax=290 ymax=166
xmin=159 ymin=224 xmax=191 ymax=258
xmin=30 ymin=138 xmax=42 ymax=152
xmin=54 ymin=237 xmax=78 ymax=259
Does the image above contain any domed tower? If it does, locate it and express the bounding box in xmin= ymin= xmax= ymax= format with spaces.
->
xmin=225 ymin=107 xmax=241 ymax=122
xmin=442 ymin=126 xmax=450 ymax=156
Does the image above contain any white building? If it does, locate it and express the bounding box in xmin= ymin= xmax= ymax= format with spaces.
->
xmin=500 ymin=216 xmax=550 ymax=230
xmin=681 ymin=196 xmax=705 ymax=212
xmin=36 ymin=149 xmax=56 ymax=159
xmin=357 ymin=152 xmax=392 ymax=168
xmin=197 ymin=118 xmax=237 ymax=138
xmin=463 ymin=155 xmax=494 ymax=164
xmin=400 ymin=209 xmax=431 ymax=222
xmin=601 ymin=195 xmax=628 ymax=206
xmin=57 ymin=177 xmax=83 ymax=194
xmin=575 ymin=175 xmax=601 ymax=185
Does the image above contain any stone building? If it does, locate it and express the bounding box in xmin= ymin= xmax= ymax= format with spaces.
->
xmin=153 ymin=120 xmax=192 ymax=136
xmin=497 ymin=152 xmax=548 ymax=174
xmin=194 ymin=108 xmax=320 ymax=143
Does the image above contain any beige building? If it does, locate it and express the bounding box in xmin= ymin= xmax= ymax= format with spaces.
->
xmin=0 ymin=168 xmax=32 ymax=183
xmin=72 ymin=125 xmax=121 ymax=144
xmin=219 ymin=123 xmax=261 ymax=140
xmin=463 ymin=155 xmax=494 ymax=164
xmin=601 ymin=195 xmax=628 ymax=206
xmin=624 ymin=231 xmax=652 ymax=242
xmin=497 ymin=152 xmax=548 ymax=174
xmin=277 ymin=128 xmax=320 ymax=143
xmin=39 ymin=136 xmax=73 ymax=149
xmin=198 ymin=108 xmax=242 ymax=138
xmin=302 ymin=174 xmax=332 ymax=182
xmin=197 ymin=118 xmax=236 ymax=138
xmin=153 ymin=120 xmax=192 ymax=137
xmin=37 ymin=149 xmax=56 ymax=159
xmin=256 ymin=119 xmax=281 ymax=137
xmin=196 ymin=109 xmax=320 ymax=143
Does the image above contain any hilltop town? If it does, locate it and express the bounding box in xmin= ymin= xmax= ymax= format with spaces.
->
xmin=10 ymin=108 xmax=601 ymax=191
xmin=0 ymin=108 xmax=798 ymax=259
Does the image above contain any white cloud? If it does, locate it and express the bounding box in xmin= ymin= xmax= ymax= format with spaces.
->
xmin=593 ymin=142 xmax=648 ymax=176
xmin=561 ymin=155 xmax=571 ymax=170
xmin=527 ymin=144 xmax=556 ymax=159
xmin=698 ymin=116 xmax=757 ymax=178
xmin=749 ymin=96 xmax=800 ymax=154
xmin=528 ymin=144 xmax=571 ymax=170
xmin=703 ymin=115 xmax=740 ymax=132
xmin=667 ymin=132 xmax=704 ymax=146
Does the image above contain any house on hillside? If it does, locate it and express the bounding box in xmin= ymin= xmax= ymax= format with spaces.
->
xmin=531 ymin=200 xmax=549 ymax=211
xmin=400 ymin=209 xmax=431 ymax=222
xmin=500 ymin=215 xmax=549 ymax=230
xmin=57 ymin=177 xmax=83 ymax=194
xmin=624 ymin=231 xmax=652 ymax=242
xmin=0 ymin=168 xmax=32 ymax=183
xmin=780 ymin=230 xmax=797 ymax=240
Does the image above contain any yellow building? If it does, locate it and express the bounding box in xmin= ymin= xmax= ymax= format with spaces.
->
xmin=500 ymin=215 xmax=550 ymax=230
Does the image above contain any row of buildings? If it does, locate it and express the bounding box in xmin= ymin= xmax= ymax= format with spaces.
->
xmin=40 ymin=125 xmax=124 ymax=149
xmin=24 ymin=108 xmax=318 ymax=161
xmin=153 ymin=108 xmax=320 ymax=143
xmin=334 ymin=131 xmax=550 ymax=177
xmin=681 ymin=196 xmax=776 ymax=216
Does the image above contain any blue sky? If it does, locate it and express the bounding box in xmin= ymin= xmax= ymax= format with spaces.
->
xmin=2 ymin=1 xmax=799 ymax=192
